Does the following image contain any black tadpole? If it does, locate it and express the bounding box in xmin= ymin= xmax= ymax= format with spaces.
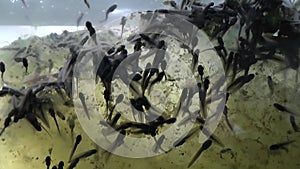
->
xmin=0 ymin=61 xmax=5 ymax=80
xmin=188 ymin=140 xmax=213 ymax=168
xmin=22 ymin=57 xmax=28 ymax=73
xmin=72 ymin=149 xmax=97 ymax=160
xmin=199 ymin=78 xmax=209 ymax=118
xmin=173 ymin=127 xmax=198 ymax=148
xmin=147 ymin=72 xmax=165 ymax=94
xmin=56 ymin=111 xmax=66 ymax=121
xmin=269 ymin=140 xmax=295 ymax=151
xmin=49 ymin=108 xmax=61 ymax=135
xmin=273 ymin=103 xmax=289 ymax=112
xmin=273 ymin=103 xmax=299 ymax=117
xmin=26 ymin=113 xmax=42 ymax=132
xmin=58 ymin=161 xmax=64 ymax=169
xmin=134 ymin=40 xmax=143 ymax=52
xmin=203 ymin=78 xmax=210 ymax=90
xmin=104 ymin=89 xmax=110 ymax=114
xmin=110 ymin=112 xmax=121 ymax=127
xmin=67 ymin=158 xmax=79 ymax=169
xmin=198 ymin=65 xmax=204 ymax=81
xmin=107 ymin=47 xmax=115 ymax=55
xmin=45 ymin=156 xmax=51 ymax=169
xmin=84 ymin=0 xmax=90 ymax=9
xmin=68 ymin=134 xmax=82 ymax=162
xmin=0 ymin=62 xmax=5 ymax=72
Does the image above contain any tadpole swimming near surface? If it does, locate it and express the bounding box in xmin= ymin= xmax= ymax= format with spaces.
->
xmin=153 ymin=134 xmax=166 ymax=153
xmin=102 ymin=4 xmax=118 ymax=22
xmin=78 ymin=92 xmax=90 ymax=120
xmin=21 ymin=0 xmax=28 ymax=8
xmin=85 ymin=21 xmax=97 ymax=45
xmin=104 ymin=130 xmax=126 ymax=162
xmin=120 ymin=16 xmax=127 ymax=38
xmin=76 ymin=12 xmax=84 ymax=28
xmin=83 ymin=0 xmax=90 ymax=9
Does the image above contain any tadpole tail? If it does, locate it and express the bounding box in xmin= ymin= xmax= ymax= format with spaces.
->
xmin=52 ymin=116 xmax=61 ymax=136
xmin=187 ymin=147 xmax=204 ymax=168
xmin=68 ymin=135 xmax=82 ymax=162
xmin=68 ymin=144 xmax=78 ymax=162
xmin=0 ymin=128 xmax=5 ymax=137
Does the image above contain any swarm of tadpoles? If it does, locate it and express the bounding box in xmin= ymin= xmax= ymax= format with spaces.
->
xmin=0 ymin=82 xmax=65 ymax=136
xmin=0 ymin=0 xmax=300 ymax=168
xmin=43 ymin=134 xmax=97 ymax=169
